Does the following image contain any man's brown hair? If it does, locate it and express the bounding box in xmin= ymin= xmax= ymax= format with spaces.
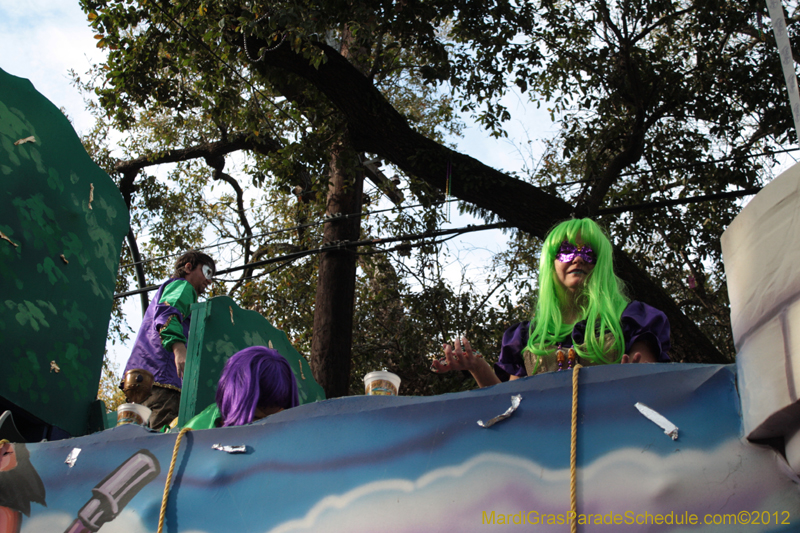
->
xmin=172 ymin=250 xmax=216 ymax=278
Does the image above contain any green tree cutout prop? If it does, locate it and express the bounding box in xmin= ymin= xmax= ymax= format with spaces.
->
xmin=0 ymin=68 xmax=129 ymax=436
xmin=179 ymin=296 xmax=325 ymax=427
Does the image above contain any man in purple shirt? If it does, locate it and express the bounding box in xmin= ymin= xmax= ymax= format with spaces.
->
xmin=124 ymin=250 xmax=215 ymax=429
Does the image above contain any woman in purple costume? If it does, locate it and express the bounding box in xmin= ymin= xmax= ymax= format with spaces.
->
xmin=430 ymin=218 xmax=670 ymax=387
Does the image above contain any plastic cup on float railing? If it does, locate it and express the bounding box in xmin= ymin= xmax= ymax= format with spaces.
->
xmin=116 ymin=403 xmax=152 ymax=427
xmin=363 ymin=371 xmax=401 ymax=396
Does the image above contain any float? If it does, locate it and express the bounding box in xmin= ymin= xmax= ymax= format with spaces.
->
xmin=2 ymin=66 xmax=799 ymax=532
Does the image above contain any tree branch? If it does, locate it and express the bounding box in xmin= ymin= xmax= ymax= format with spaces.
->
xmin=737 ymin=24 xmax=800 ymax=65
xmin=210 ymin=166 xmax=254 ymax=261
xmin=114 ymin=132 xmax=279 ymax=174
xmin=230 ymin=26 xmax=728 ymax=364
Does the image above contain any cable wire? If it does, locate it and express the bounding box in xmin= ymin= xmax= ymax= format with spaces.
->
xmin=115 ymin=186 xmax=761 ymax=298
xmin=594 ymin=187 xmax=761 ymax=216
xmin=551 ymin=147 xmax=799 ymax=188
xmin=118 ymin=199 xmax=459 ymax=270
xmin=113 ymin=221 xmax=509 ymax=299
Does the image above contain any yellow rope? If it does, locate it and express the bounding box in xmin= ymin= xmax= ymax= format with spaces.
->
xmin=157 ymin=427 xmax=193 ymax=533
xmin=570 ymin=364 xmax=582 ymax=533
xmin=0 ymin=439 xmax=8 ymax=447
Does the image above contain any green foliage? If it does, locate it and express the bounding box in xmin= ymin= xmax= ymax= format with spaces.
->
xmin=97 ymin=356 xmax=126 ymax=413
xmin=348 ymin=241 xmax=531 ymax=396
xmin=78 ymin=0 xmax=800 ymax=385
xmin=78 ymin=0 xmax=527 ymax=396
xmin=510 ymin=0 xmax=800 ymax=358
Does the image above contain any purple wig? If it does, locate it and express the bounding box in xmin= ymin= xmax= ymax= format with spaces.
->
xmin=215 ymin=346 xmax=300 ymax=427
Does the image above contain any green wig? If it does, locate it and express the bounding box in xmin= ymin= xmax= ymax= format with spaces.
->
xmin=525 ymin=218 xmax=629 ymax=372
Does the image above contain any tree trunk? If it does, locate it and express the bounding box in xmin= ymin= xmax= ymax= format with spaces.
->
xmin=310 ymin=142 xmax=364 ymax=397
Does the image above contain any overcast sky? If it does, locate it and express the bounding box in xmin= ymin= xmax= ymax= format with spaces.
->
xmin=0 ymin=0 xmax=107 ymax=134
xmin=0 ymin=0 xmax=554 ymax=168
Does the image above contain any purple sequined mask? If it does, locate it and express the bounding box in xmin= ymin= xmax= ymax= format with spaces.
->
xmin=556 ymin=241 xmax=596 ymax=264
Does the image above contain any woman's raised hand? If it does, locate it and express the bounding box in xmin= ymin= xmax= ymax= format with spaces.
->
xmin=431 ymin=336 xmax=482 ymax=373
xmin=431 ymin=335 xmax=501 ymax=388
